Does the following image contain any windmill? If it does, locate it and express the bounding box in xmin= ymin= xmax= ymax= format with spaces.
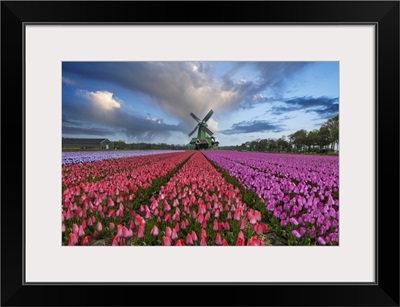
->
xmin=188 ymin=109 xmax=219 ymax=150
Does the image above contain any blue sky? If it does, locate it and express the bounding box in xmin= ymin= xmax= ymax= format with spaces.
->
xmin=62 ymin=61 xmax=339 ymax=146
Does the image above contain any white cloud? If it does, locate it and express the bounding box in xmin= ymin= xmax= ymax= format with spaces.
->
xmin=62 ymin=77 xmax=75 ymax=85
xmin=207 ymin=118 xmax=219 ymax=133
xmin=80 ymin=90 xmax=121 ymax=110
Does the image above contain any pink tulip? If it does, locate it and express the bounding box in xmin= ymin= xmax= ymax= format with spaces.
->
xmin=200 ymin=237 xmax=207 ymax=246
xmin=109 ymin=222 xmax=115 ymax=231
xmin=62 ymin=223 xmax=66 ymax=232
xmin=171 ymin=229 xmax=178 ymax=240
xmin=150 ymin=225 xmax=159 ymax=236
xmin=111 ymin=236 xmax=119 ymax=246
xmin=78 ymin=225 xmax=85 ymax=237
xmin=108 ymin=198 xmax=115 ymax=207
xmin=163 ymin=200 xmax=171 ymax=211
xmin=108 ymin=209 xmax=115 ymax=218
xmin=117 ymin=225 xmax=124 ymax=237
xmin=213 ymin=219 xmax=219 ymax=231
xmin=186 ymin=233 xmax=193 ymax=245
xmin=191 ymin=230 xmax=198 ymax=242
xmin=162 ymin=236 xmax=172 ymax=246
xmin=254 ymin=223 xmax=263 ymax=235
xmin=123 ymin=227 xmax=133 ymax=238
xmin=96 ymin=222 xmax=102 ymax=232
xmin=72 ymin=224 xmax=79 ymax=234
xmin=215 ymin=233 xmax=223 ymax=245
xmin=200 ymin=228 xmax=207 ymax=239
xmin=239 ymin=219 xmax=246 ymax=230
xmin=80 ymin=220 xmax=86 ymax=230
xmin=166 ymin=227 xmax=172 ymax=237
xmin=224 ymin=222 xmax=230 ymax=231
xmin=137 ymin=224 xmax=145 ymax=238
xmin=68 ymin=233 xmax=79 ymax=246
xmin=222 ymin=239 xmax=229 ymax=246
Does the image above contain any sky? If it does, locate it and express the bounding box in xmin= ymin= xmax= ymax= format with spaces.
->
xmin=62 ymin=61 xmax=339 ymax=146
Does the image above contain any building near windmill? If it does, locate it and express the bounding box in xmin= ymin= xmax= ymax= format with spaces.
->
xmin=62 ymin=138 xmax=113 ymax=150
xmin=188 ymin=109 xmax=219 ymax=150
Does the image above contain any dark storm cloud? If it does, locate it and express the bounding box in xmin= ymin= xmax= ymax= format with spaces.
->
xmin=272 ymin=96 xmax=338 ymax=117
xmin=221 ymin=120 xmax=285 ymax=135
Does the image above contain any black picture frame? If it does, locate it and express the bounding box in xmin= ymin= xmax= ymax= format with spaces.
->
xmin=1 ymin=1 xmax=399 ymax=306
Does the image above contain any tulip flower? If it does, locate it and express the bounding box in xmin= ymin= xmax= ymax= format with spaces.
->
xmin=186 ymin=233 xmax=194 ymax=245
xmin=137 ymin=224 xmax=145 ymax=238
xmin=150 ymin=225 xmax=159 ymax=236
xmin=175 ymin=239 xmax=185 ymax=246
xmin=80 ymin=236 xmax=90 ymax=246
xmin=96 ymin=222 xmax=102 ymax=232
xmin=191 ymin=230 xmax=198 ymax=242
xmin=162 ymin=236 xmax=172 ymax=246
xmin=68 ymin=233 xmax=79 ymax=246
xmin=166 ymin=227 xmax=172 ymax=237
xmin=215 ymin=233 xmax=223 ymax=245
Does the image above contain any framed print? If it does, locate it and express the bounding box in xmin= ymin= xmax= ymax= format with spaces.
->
xmin=1 ymin=1 xmax=399 ymax=306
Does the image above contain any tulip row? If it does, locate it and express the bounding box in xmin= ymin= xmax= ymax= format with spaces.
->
xmin=62 ymin=149 xmax=184 ymax=165
xmin=203 ymin=151 xmax=339 ymax=245
xmin=62 ymin=151 xmax=187 ymax=188
xmin=62 ymin=151 xmax=193 ymax=245
xmin=124 ymin=151 xmax=269 ymax=246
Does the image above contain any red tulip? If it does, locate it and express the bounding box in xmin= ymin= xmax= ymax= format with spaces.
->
xmin=235 ymin=237 xmax=245 ymax=246
xmin=175 ymin=239 xmax=185 ymax=246
xmin=80 ymin=235 xmax=90 ymax=246
xmin=166 ymin=227 xmax=172 ymax=237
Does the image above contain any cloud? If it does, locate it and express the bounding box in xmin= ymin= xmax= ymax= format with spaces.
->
xmin=272 ymin=96 xmax=338 ymax=118
xmin=62 ymin=96 xmax=185 ymax=142
xmin=79 ymin=90 xmax=121 ymax=110
xmin=62 ymin=62 xmax=310 ymax=126
xmin=221 ymin=120 xmax=285 ymax=135
xmin=62 ymin=77 xmax=75 ymax=85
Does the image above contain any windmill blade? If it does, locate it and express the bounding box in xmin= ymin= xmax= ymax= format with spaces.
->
xmin=188 ymin=125 xmax=198 ymax=137
xmin=202 ymin=109 xmax=214 ymax=122
xmin=202 ymin=125 xmax=214 ymax=136
xmin=190 ymin=113 xmax=201 ymax=123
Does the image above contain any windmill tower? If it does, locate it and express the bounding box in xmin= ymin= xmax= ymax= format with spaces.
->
xmin=188 ymin=109 xmax=219 ymax=150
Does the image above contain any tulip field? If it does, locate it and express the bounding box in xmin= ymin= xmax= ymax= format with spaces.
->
xmin=62 ymin=150 xmax=339 ymax=246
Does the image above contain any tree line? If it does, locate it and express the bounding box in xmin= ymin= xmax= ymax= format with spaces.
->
xmin=220 ymin=114 xmax=339 ymax=154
